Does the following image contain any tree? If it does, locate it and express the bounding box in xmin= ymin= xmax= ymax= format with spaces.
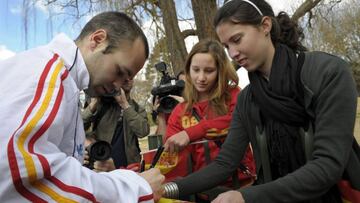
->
xmin=190 ymin=0 xmax=217 ymax=40
xmin=291 ymin=0 xmax=322 ymax=21
xmin=157 ymin=0 xmax=188 ymax=75
xmin=304 ymin=0 xmax=360 ymax=93
xmin=122 ymin=0 xmax=325 ymax=76
xmin=23 ymin=0 xmax=341 ymax=110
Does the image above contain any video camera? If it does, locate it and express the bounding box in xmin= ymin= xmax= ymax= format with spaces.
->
xmin=151 ymin=62 xmax=185 ymax=113
xmin=84 ymin=141 xmax=112 ymax=169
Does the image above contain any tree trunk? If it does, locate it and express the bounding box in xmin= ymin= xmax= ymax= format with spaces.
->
xmin=158 ymin=0 xmax=188 ymax=75
xmin=191 ymin=0 xmax=218 ymax=40
xmin=291 ymin=0 xmax=322 ymax=21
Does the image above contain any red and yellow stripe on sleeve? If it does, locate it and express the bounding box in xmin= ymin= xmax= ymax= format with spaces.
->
xmin=7 ymin=54 xmax=98 ymax=202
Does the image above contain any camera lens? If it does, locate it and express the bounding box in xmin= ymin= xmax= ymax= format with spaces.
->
xmin=158 ymin=96 xmax=179 ymax=113
xmin=89 ymin=141 xmax=112 ymax=161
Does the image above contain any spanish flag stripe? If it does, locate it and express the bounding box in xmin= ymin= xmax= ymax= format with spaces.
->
xmin=28 ymin=70 xmax=98 ymax=202
xmin=27 ymin=71 xmax=69 ymax=177
xmin=14 ymin=60 xmax=77 ymax=202
xmin=7 ymin=136 xmax=47 ymax=202
xmin=6 ymin=54 xmax=59 ymax=202
xmin=138 ymin=193 xmax=153 ymax=202
xmin=49 ymin=176 xmax=99 ymax=203
xmin=8 ymin=54 xmax=98 ymax=202
xmin=16 ymin=59 xmax=64 ymax=182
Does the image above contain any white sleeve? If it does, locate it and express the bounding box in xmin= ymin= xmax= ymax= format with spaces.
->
xmin=49 ymin=155 xmax=154 ymax=203
xmin=2 ymin=55 xmax=154 ymax=203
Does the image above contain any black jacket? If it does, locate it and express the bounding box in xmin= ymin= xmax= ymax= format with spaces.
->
xmin=175 ymin=52 xmax=359 ymax=203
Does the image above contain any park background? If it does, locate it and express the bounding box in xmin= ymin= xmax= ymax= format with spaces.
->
xmin=0 ymin=0 xmax=358 ymax=149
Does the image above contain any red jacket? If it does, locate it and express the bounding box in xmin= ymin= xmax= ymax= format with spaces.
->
xmin=165 ymin=87 xmax=255 ymax=183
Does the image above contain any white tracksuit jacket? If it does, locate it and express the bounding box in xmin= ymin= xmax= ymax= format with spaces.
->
xmin=0 ymin=34 xmax=153 ymax=203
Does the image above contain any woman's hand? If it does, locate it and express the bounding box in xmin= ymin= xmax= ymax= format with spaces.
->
xmin=164 ymin=131 xmax=190 ymax=153
xmin=212 ymin=190 xmax=245 ymax=203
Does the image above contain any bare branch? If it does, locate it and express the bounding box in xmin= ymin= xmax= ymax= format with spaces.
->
xmin=291 ymin=0 xmax=322 ymax=21
xmin=181 ymin=29 xmax=196 ymax=39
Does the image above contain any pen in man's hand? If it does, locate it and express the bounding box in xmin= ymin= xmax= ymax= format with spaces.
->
xmin=140 ymin=160 xmax=145 ymax=172
xmin=150 ymin=146 xmax=164 ymax=168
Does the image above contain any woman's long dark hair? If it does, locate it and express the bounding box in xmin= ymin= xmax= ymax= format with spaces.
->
xmin=214 ymin=0 xmax=307 ymax=52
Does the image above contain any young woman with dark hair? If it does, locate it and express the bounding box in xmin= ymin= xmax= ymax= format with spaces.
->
xmin=163 ymin=0 xmax=359 ymax=202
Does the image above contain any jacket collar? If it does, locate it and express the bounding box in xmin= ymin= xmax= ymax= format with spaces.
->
xmin=47 ymin=33 xmax=89 ymax=91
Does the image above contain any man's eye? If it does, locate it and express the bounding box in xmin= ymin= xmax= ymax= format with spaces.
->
xmin=233 ymin=37 xmax=241 ymax=43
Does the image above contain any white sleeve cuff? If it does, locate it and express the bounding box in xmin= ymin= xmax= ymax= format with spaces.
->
xmin=103 ymin=169 xmax=154 ymax=203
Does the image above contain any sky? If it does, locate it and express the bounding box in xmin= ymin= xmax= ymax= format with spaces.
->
xmin=0 ymin=0 xmax=299 ymax=57
xmin=0 ymin=0 xmax=300 ymax=89
xmin=0 ymin=0 xmax=89 ymax=57
xmin=0 ymin=0 xmax=47 ymax=53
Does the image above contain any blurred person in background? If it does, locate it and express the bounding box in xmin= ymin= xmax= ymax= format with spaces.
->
xmin=82 ymin=76 xmax=150 ymax=172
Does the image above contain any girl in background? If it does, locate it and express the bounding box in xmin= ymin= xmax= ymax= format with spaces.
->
xmin=164 ymin=39 xmax=255 ymax=196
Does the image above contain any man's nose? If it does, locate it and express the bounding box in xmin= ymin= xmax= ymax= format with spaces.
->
xmin=228 ymin=46 xmax=240 ymax=60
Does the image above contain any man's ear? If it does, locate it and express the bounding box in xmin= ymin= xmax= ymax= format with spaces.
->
xmin=261 ymin=16 xmax=272 ymax=36
xmin=89 ymin=29 xmax=108 ymax=51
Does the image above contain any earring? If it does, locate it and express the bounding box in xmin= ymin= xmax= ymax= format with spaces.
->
xmin=265 ymin=32 xmax=269 ymax=36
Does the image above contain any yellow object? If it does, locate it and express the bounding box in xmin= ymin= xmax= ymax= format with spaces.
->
xmin=145 ymin=152 xmax=178 ymax=174
xmin=144 ymin=164 xmax=175 ymax=174
xmin=157 ymin=198 xmax=190 ymax=203
xmin=157 ymin=198 xmax=176 ymax=203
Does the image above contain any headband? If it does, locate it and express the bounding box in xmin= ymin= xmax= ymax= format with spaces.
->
xmin=227 ymin=0 xmax=263 ymax=16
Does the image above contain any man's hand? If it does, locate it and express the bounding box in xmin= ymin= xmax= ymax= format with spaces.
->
xmin=152 ymin=96 xmax=160 ymax=112
xmin=212 ymin=190 xmax=245 ymax=203
xmin=139 ymin=168 xmax=165 ymax=202
xmin=84 ymin=137 xmax=96 ymax=148
xmin=83 ymin=138 xmax=96 ymax=166
xmin=88 ymin=97 xmax=99 ymax=113
xmin=164 ymin=131 xmax=190 ymax=153
xmin=83 ymin=150 xmax=90 ymax=166
xmin=114 ymin=88 xmax=130 ymax=109
xmin=93 ymin=158 xmax=116 ymax=172
xmin=168 ymin=95 xmax=184 ymax=103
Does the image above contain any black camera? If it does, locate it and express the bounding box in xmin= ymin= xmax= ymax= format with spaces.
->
xmin=103 ymin=90 xmax=121 ymax=97
xmin=84 ymin=141 xmax=112 ymax=169
xmin=151 ymin=62 xmax=185 ymax=113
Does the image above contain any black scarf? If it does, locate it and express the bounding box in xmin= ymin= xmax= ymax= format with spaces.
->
xmin=249 ymin=43 xmax=307 ymax=179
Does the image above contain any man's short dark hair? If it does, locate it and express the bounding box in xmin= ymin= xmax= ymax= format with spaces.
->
xmin=76 ymin=11 xmax=149 ymax=58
